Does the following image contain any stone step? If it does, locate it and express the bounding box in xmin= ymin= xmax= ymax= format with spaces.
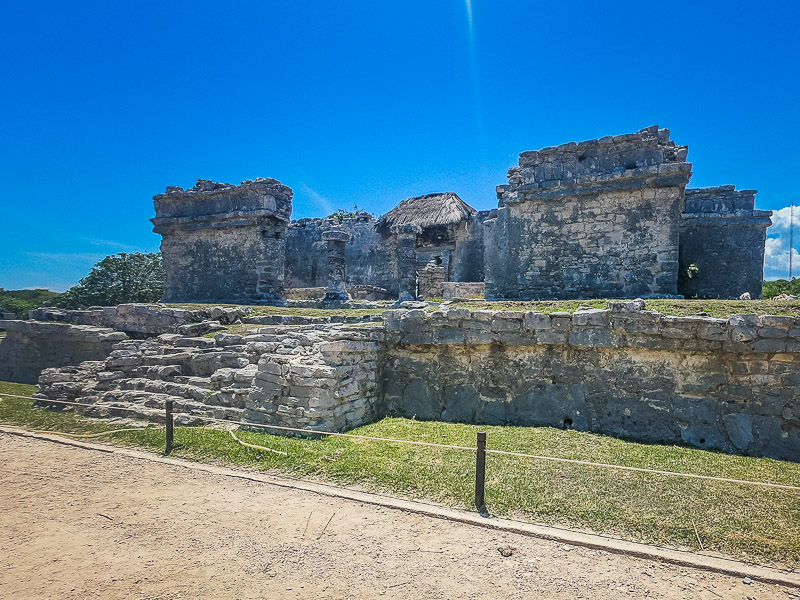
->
xmin=170 ymin=375 xmax=214 ymax=389
xmin=117 ymin=378 xmax=213 ymax=402
xmin=90 ymin=390 xmax=244 ymax=425
xmin=142 ymin=352 xmax=197 ymax=367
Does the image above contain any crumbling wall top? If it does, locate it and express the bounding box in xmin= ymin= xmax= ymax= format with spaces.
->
xmin=684 ymin=186 xmax=761 ymax=214
xmin=498 ymin=126 xmax=691 ymax=203
xmin=153 ymin=177 xmax=293 ymax=223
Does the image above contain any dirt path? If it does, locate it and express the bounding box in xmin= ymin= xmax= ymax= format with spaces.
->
xmin=0 ymin=434 xmax=796 ymax=600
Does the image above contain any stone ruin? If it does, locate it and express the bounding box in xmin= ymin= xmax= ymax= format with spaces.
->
xmin=147 ymin=127 xmax=770 ymax=304
xmin=15 ymin=300 xmax=800 ymax=461
xmin=0 ymin=125 xmax=791 ymax=462
xmin=151 ymin=178 xmax=293 ymax=304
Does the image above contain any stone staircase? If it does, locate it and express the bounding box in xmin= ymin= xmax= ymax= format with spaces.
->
xmin=36 ymin=334 xmax=260 ymax=426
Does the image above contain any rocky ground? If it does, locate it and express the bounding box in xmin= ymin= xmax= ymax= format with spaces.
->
xmin=1 ymin=433 xmax=797 ymax=600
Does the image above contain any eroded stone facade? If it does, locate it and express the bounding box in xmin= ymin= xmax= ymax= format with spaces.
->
xmin=152 ymin=178 xmax=293 ymax=304
xmin=26 ymin=301 xmax=800 ymax=460
xmin=679 ymin=186 xmax=772 ymax=299
xmin=487 ymin=127 xmax=692 ymax=299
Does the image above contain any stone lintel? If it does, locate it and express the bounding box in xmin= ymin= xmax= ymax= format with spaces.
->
xmin=322 ymin=229 xmax=352 ymax=243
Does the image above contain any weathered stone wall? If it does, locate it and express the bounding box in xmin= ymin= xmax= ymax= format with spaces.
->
xmin=285 ymin=216 xmax=397 ymax=295
xmin=487 ymin=127 xmax=692 ymax=299
xmin=0 ymin=320 xmax=126 ymax=384
xmin=20 ymin=302 xmax=800 ymax=460
xmin=418 ymin=263 xmax=446 ymax=299
xmin=152 ymin=178 xmax=293 ymax=304
xmin=380 ymin=302 xmax=800 ymax=461
xmin=244 ymin=325 xmax=381 ymax=432
xmin=29 ymin=304 xmax=250 ymax=336
xmin=679 ymin=186 xmax=772 ymax=299
xmin=451 ymin=211 xmax=493 ymax=283
xmin=441 ymin=282 xmax=485 ymax=300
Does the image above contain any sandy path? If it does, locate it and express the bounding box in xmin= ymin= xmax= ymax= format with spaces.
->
xmin=0 ymin=434 xmax=796 ymax=600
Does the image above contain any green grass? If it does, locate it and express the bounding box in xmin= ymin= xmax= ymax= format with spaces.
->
xmin=454 ymin=298 xmax=800 ymax=319
xmin=163 ymin=302 xmax=387 ymax=318
xmin=1 ymin=381 xmax=799 ymax=567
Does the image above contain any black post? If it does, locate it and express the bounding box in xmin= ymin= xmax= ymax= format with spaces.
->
xmin=475 ymin=431 xmax=486 ymax=511
xmin=165 ymin=400 xmax=174 ymax=455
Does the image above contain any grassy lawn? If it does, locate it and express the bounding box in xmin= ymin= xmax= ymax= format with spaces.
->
xmin=454 ymin=298 xmax=800 ymax=319
xmin=1 ymin=380 xmax=799 ymax=568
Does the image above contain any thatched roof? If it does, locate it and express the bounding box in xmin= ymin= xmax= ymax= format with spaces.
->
xmin=376 ymin=192 xmax=477 ymax=233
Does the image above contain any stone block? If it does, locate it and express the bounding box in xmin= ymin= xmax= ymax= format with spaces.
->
xmin=572 ymin=308 xmax=610 ymax=327
xmin=491 ymin=317 xmax=521 ymax=332
xmin=536 ymin=330 xmax=567 ymax=345
xmin=751 ymin=339 xmax=787 ymax=353
xmin=723 ymin=413 xmax=754 ymax=451
xmin=444 ymin=307 xmax=470 ymax=320
xmin=433 ymin=328 xmax=466 ymax=344
xmin=523 ymin=312 xmax=550 ymax=330
xmin=549 ymin=312 xmax=572 ymax=332
xmin=568 ymin=327 xmax=614 ymax=348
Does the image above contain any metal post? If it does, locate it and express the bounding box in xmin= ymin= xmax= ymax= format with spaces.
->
xmin=475 ymin=431 xmax=486 ymax=511
xmin=165 ymin=400 xmax=174 ymax=455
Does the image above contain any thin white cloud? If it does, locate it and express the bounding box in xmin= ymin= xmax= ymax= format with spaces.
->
xmin=81 ymin=237 xmax=153 ymax=253
xmin=24 ymin=251 xmax=108 ymax=268
xmin=765 ymin=206 xmax=800 ymax=280
xmin=297 ymin=182 xmax=334 ymax=215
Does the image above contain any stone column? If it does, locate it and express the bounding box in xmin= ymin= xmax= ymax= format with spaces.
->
xmin=322 ymin=229 xmax=351 ymax=305
xmin=392 ymin=224 xmax=421 ymax=303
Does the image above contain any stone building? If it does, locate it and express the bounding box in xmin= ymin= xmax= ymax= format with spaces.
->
xmin=376 ymin=192 xmax=487 ymax=283
xmin=285 ymin=214 xmax=397 ymax=295
xmin=152 ymin=127 xmax=771 ymax=304
xmin=486 ymin=126 xmax=771 ymax=300
xmin=151 ymin=178 xmax=293 ymax=304
xmin=283 ymin=193 xmax=488 ymax=299
xmin=679 ymin=186 xmax=772 ymax=299
xmin=487 ymin=126 xmax=692 ymax=299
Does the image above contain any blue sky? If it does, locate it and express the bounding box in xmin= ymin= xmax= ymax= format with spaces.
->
xmin=1 ymin=1 xmax=799 ymax=290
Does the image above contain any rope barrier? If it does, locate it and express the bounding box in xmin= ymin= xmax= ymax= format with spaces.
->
xmin=3 ymin=392 xmax=799 ymax=492
xmin=229 ymin=429 xmax=288 ymax=457
xmin=484 ymin=448 xmax=800 ymax=492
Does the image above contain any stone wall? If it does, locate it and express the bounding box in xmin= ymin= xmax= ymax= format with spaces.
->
xmin=442 ymin=282 xmax=485 ymax=300
xmin=679 ymin=186 xmax=772 ymax=299
xmin=29 ymin=304 xmax=251 ymax=336
xmin=450 ymin=211 xmax=493 ymax=283
xmin=0 ymin=320 xmax=126 ymax=384
xmin=152 ymin=178 xmax=293 ymax=304
xmin=285 ymin=216 xmax=398 ymax=295
xmin=380 ymin=302 xmax=800 ymax=461
xmin=245 ymin=325 xmax=381 ymax=432
xmin=418 ymin=263 xmax=446 ymax=299
xmin=487 ymin=127 xmax=692 ymax=299
xmin=19 ymin=301 xmax=800 ymax=460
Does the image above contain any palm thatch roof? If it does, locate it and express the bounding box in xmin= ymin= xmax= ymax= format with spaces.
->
xmin=376 ymin=192 xmax=477 ymax=233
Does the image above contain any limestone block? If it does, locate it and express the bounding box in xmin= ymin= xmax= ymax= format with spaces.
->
xmin=723 ymin=413 xmax=754 ymax=451
xmin=523 ymin=312 xmax=550 ymax=330
xmin=572 ymin=308 xmax=611 ymax=327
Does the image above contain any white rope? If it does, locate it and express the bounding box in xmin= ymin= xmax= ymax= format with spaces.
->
xmin=3 ymin=392 xmax=798 ymax=492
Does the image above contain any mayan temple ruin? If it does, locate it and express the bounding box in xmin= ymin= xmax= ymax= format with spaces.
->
xmin=4 ymin=125 xmax=797 ymax=463
xmin=148 ymin=126 xmax=770 ymax=304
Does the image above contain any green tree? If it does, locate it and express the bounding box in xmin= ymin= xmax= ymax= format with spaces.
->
xmin=763 ymin=278 xmax=800 ymax=298
xmin=57 ymin=252 xmax=165 ymax=308
xmin=0 ymin=289 xmax=64 ymax=319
